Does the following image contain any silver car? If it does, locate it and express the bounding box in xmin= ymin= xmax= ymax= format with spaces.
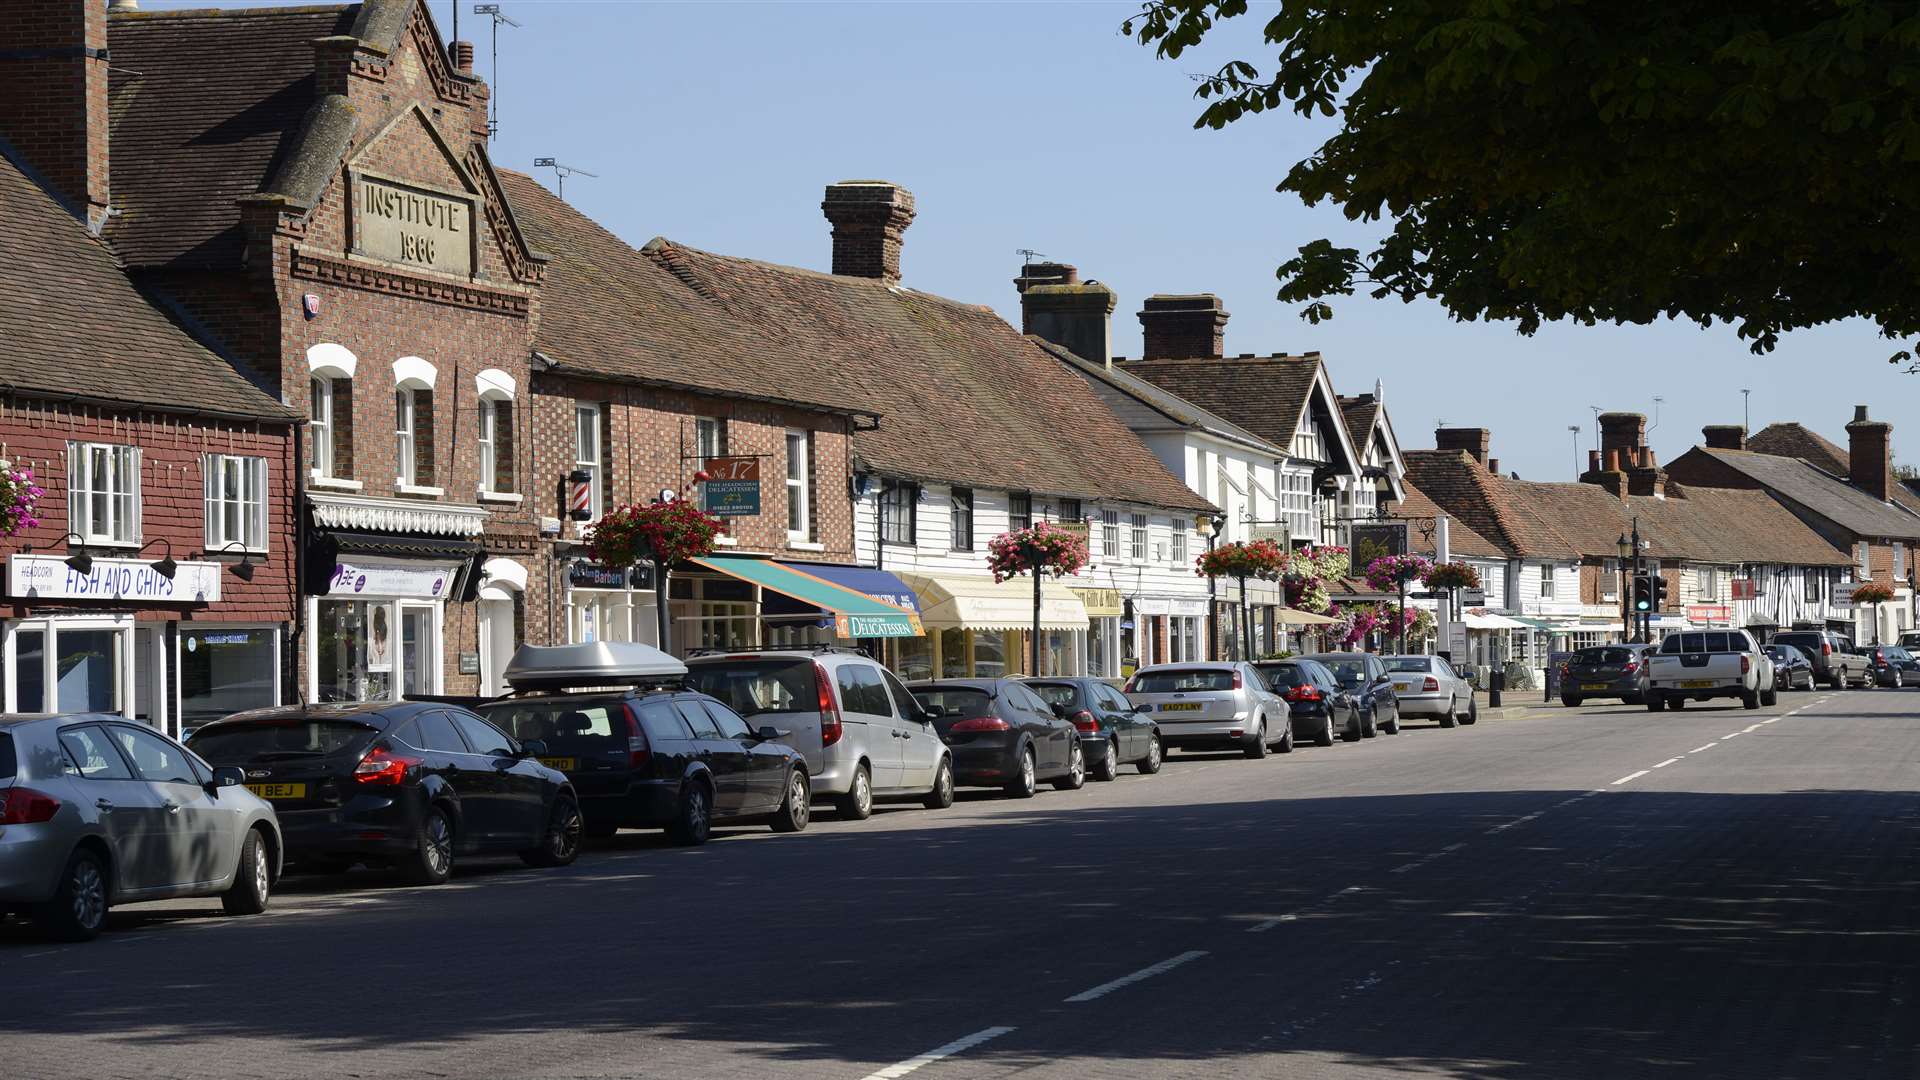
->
xmin=1382 ymin=655 xmax=1476 ymax=728
xmin=0 ymin=713 xmax=282 ymax=941
xmin=1124 ymin=662 xmax=1292 ymax=758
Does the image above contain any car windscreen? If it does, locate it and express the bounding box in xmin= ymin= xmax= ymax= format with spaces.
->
xmin=1254 ymin=664 xmax=1307 ymax=689
xmin=0 ymin=732 xmax=12 ymax=779
xmin=479 ymin=697 xmax=629 ymax=755
xmin=1662 ymin=632 xmax=1738 ymax=654
xmin=1575 ymin=647 xmax=1634 ymax=664
xmin=1131 ymin=669 xmax=1234 ymax=693
xmin=1317 ymin=659 xmax=1368 ymax=687
xmin=1383 ymin=658 xmax=1432 ymax=673
xmin=187 ymin=718 xmax=378 ymax=762
xmin=685 ymin=660 xmax=818 ymax=717
xmin=1024 ymin=682 xmax=1082 ymax=708
xmin=911 ymin=687 xmax=994 ymax=718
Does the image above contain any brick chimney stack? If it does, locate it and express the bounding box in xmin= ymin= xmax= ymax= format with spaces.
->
xmin=1138 ymin=294 xmax=1228 ymax=359
xmin=1599 ymin=412 xmax=1648 ymax=469
xmin=822 ymin=181 xmax=915 ymax=285
xmin=1435 ymin=427 xmax=1490 ymax=465
xmin=452 ymin=40 xmax=476 ymax=73
xmin=1847 ymin=405 xmax=1893 ymax=502
xmin=0 ymin=0 xmax=112 ymax=231
xmin=1018 ymin=261 xmax=1117 ymax=367
xmin=1702 ymin=425 xmax=1746 ymax=451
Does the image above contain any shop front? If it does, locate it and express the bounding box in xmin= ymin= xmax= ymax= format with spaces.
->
xmin=1073 ymin=587 xmax=1125 ymax=679
xmin=563 ymin=560 xmax=658 ymax=647
xmin=892 ymin=573 xmax=1090 ymax=678
xmin=1134 ymin=596 xmax=1210 ymax=666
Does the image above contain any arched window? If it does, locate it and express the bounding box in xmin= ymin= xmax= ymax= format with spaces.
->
xmin=392 ymin=357 xmax=438 ymax=490
xmin=306 ymin=344 xmax=357 ymax=480
xmin=475 ymin=369 xmax=516 ymax=496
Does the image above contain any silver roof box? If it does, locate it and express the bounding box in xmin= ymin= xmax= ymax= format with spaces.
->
xmin=502 ymin=642 xmax=687 ymax=691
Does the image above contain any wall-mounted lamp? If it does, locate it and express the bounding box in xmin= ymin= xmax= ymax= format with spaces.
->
xmin=135 ymin=537 xmax=177 ymax=580
xmin=57 ymin=532 xmax=93 ymax=575
xmin=208 ymin=541 xmax=256 ymax=582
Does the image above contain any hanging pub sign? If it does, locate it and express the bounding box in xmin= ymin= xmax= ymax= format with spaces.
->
xmin=701 ymin=456 xmax=762 ymax=516
xmin=1350 ymin=523 xmax=1408 ymax=568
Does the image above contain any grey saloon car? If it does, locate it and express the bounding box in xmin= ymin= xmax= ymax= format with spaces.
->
xmin=0 ymin=714 xmax=281 ymax=941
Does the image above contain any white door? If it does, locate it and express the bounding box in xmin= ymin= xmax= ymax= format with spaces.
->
xmin=134 ymin=625 xmax=167 ymax=732
xmin=399 ymin=603 xmax=438 ymax=698
xmin=477 ymin=596 xmax=516 ymax=697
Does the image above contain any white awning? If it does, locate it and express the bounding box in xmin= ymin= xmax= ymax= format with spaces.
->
xmin=897 ymin=573 xmax=1090 ymax=632
xmin=1463 ymin=611 xmax=1531 ymax=631
xmin=1277 ymin=607 xmax=1339 ymax=626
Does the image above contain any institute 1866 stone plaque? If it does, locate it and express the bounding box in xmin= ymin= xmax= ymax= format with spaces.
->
xmin=352 ymin=173 xmax=473 ymax=278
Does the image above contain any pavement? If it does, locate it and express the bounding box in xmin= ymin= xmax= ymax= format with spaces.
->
xmin=3 ymin=687 xmax=1917 ymax=1080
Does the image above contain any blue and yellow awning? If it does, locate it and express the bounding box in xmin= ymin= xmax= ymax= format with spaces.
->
xmin=692 ymin=555 xmax=924 ymax=638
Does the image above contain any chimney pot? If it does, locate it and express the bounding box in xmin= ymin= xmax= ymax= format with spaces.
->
xmin=452 ymin=40 xmax=476 ymax=73
xmin=1855 ymin=404 xmax=1871 ymax=423
xmin=1137 ymin=294 xmax=1229 ymax=359
xmin=1587 ymin=449 xmax=1602 ymax=472
xmin=1487 ymin=457 xmax=1500 ymax=475
xmin=1014 ymin=261 xmax=1078 ymax=294
xmin=1846 ymin=406 xmax=1893 ymax=502
xmin=822 ymin=181 xmax=916 ymax=285
xmin=1702 ymin=424 xmax=1746 ymax=451
xmin=1019 ymin=262 xmax=1117 ymax=367
xmin=1598 ymin=412 xmax=1648 ymax=473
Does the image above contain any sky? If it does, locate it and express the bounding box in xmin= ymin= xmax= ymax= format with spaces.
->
xmin=155 ymin=0 xmax=1918 ymax=481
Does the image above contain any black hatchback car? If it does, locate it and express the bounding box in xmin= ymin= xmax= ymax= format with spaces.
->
xmin=1024 ymin=678 xmax=1163 ymax=780
xmin=1302 ymin=653 xmax=1397 ymax=737
xmin=1559 ymin=643 xmax=1656 ymax=706
xmin=1252 ymin=658 xmax=1358 ymax=745
xmin=910 ymin=679 xmax=1084 ymax=797
xmin=1764 ymin=644 xmax=1816 ymax=691
xmin=188 ymin=701 xmax=581 ymax=884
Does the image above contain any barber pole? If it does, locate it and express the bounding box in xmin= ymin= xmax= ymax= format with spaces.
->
xmin=568 ymin=469 xmax=593 ymax=520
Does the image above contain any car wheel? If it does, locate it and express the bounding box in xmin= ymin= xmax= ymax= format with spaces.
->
xmin=521 ymin=793 xmax=584 ymax=867
xmin=1561 ymin=695 xmax=1581 ymax=708
xmin=1275 ymin=721 xmax=1294 ymax=754
xmin=923 ymin=758 xmax=956 ymax=808
xmin=1006 ymin=746 xmax=1038 ymax=799
xmin=834 ymin=763 xmax=874 ymax=821
xmin=1439 ymin=697 xmax=1458 ymax=729
xmin=1361 ymin=708 xmax=1378 ymax=738
xmin=1342 ymin=709 xmax=1363 ymax=742
xmin=1760 ymin=687 xmax=1778 ymax=707
xmin=1382 ymin=711 xmax=1401 ymax=736
xmin=1138 ymin=734 xmax=1164 ymax=773
xmin=1895 ymin=671 xmax=1905 ymax=689
xmin=1314 ymin=716 xmax=1336 ymax=746
xmin=1095 ymin=739 xmax=1122 ymax=782
xmin=1645 ymin=694 xmax=1665 ymax=712
xmin=1742 ymin=688 xmax=1761 ymax=709
xmin=1053 ymin=741 xmax=1086 ymax=790
xmin=221 ymin=828 xmax=273 ymax=915
xmin=1244 ymin=719 xmax=1268 ymax=759
xmin=668 ymin=780 xmax=713 ymax=846
xmin=401 ymin=806 xmax=455 ymax=886
xmin=34 ymin=847 xmax=108 ymax=942
xmin=1671 ymin=696 xmax=1688 ymax=710
xmin=1463 ymin=699 xmax=1479 ymax=726
xmin=770 ymin=769 xmax=812 ymax=833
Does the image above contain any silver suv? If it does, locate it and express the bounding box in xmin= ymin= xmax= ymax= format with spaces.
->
xmin=686 ymin=647 xmax=953 ymax=818
xmin=1124 ymin=661 xmax=1292 ymax=758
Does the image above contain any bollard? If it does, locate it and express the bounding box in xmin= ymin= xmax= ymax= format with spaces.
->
xmin=1489 ymin=667 xmax=1504 ymax=708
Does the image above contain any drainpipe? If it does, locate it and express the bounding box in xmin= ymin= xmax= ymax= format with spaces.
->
xmin=291 ymin=422 xmax=307 ymax=706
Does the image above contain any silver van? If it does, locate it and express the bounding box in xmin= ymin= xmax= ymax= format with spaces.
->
xmin=686 ymin=647 xmax=954 ymax=818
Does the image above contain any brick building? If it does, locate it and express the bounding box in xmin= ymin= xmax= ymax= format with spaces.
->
xmin=0 ymin=120 xmax=298 ymax=733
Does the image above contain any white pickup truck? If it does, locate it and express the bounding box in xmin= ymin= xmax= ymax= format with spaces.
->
xmin=1647 ymin=629 xmax=1774 ymax=711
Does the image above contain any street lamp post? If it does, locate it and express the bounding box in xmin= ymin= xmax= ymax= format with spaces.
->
xmin=1616 ymin=530 xmax=1632 ymax=643
xmin=1196 ymin=514 xmax=1225 ymax=659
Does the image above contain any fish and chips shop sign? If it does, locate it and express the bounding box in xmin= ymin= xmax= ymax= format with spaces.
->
xmin=325 ymin=561 xmax=460 ymax=599
xmin=9 ymin=555 xmax=223 ymax=603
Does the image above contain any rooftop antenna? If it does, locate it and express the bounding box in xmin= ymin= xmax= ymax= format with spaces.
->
xmin=473 ymin=3 xmax=520 ymax=141
xmin=1569 ymin=425 xmax=1582 ymax=478
xmin=1648 ymin=395 xmax=1666 ymax=432
xmin=533 ymin=158 xmax=597 ymax=200
xmin=1588 ymin=404 xmax=1602 ymax=452
xmin=1741 ymin=387 xmax=1751 ymax=432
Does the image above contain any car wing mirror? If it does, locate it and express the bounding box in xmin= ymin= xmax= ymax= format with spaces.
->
xmin=208 ymin=765 xmax=245 ymax=796
xmin=518 ymin=739 xmax=549 ymax=757
xmin=756 ymin=725 xmax=788 ymax=741
xmin=1049 ymin=702 xmax=1070 ymax=719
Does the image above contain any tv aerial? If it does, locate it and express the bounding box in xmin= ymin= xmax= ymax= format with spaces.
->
xmin=533 ymin=158 xmax=598 ymax=200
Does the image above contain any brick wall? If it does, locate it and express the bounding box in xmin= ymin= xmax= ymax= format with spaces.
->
xmin=0 ymin=0 xmax=109 ymax=223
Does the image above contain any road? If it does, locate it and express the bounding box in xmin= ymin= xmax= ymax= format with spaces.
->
xmin=3 ymin=688 xmax=1917 ymax=1080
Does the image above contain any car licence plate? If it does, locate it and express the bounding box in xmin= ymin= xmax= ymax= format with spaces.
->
xmin=539 ymin=757 xmax=577 ymax=771
xmin=246 ymin=783 xmax=306 ymax=800
xmin=1582 ymin=683 xmax=1609 ymax=691
xmin=1681 ymin=680 xmax=1715 ymax=689
xmin=1393 ymin=681 xmax=1415 ymax=692
xmin=1159 ymin=703 xmax=1202 ymax=712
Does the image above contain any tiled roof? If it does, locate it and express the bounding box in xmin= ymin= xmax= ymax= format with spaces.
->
xmin=1117 ymin=355 xmax=1321 ymax=454
xmin=0 ymin=152 xmax=294 ymax=420
xmin=1392 ymin=482 xmax=1504 ymax=559
xmin=1034 ymin=340 xmax=1285 ymax=456
xmin=1745 ymin=421 xmax=1920 ymax=517
xmin=640 ymin=243 xmax=1215 ymax=512
xmin=499 ymin=171 xmax=866 ymax=417
xmin=1689 ymin=448 xmax=1920 ymax=541
xmin=107 ymin=5 xmax=357 ymax=268
xmin=1500 ymin=480 xmax=1850 ymax=567
xmin=1338 ymin=395 xmax=1380 ymax=451
xmin=1401 ymin=449 xmax=1579 ymax=559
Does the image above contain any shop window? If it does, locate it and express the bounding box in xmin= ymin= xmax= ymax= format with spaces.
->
xmin=786 ymin=429 xmax=812 ymax=543
xmin=316 ymin=599 xmax=392 ymax=703
xmin=1009 ymin=492 xmax=1031 ymax=531
xmin=1130 ymin=513 xmax=1148 ymax=562
xmin=11 ymin=628 xmax=46 ymax=712
xmin=880 ymin=482 xmax=916 ymax=545
xmin=7 ymin=623 xmax=128 ymax=714
xmin=205 ymin=454 xmax=268 ymax=552
xmin=575 ymin=403 xmax=604 ymax=522
xmin=179 ymin=628 xmax=278 ymax=728
xmin=950 ymin=488 xmax=974 ymax=551
xmin=68 ymin=442 xmax=139 ymax=545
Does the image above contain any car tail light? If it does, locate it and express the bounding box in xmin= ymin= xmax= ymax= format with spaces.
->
xmin=1423 ymin=676 xmax=1440 ymax=691
xmin=620 ymin=703 xmax=651 ymax=770
xmin=0 ymin=787 xmax=60 ymax=825
xmin=950 ymin=716 xmax=1011 ymax=732
xmin=1822 ymin=642 xmax=1833 ymax=656
xmin=1874 ymin=649 xmax=1886 ymax=664
xmin=353 ymin=746 xmax=423 ymax=786
xmin=1231 ymin=669 xmax=1243 ymax=690
xmin=814 ymin=662 xmax=843 ymax=747
xmin=1622 ymin=660 xmax=1639 ymax=674
xmin=1069 ymin=709 xmax=1099 ymax=733
xmin=1284 ymin=685 xmax=1321 ymax=703
xmin=1740 ymin=655 xmax=1751 ymax=675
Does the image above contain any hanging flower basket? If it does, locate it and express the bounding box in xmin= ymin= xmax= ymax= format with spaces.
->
xmin=1195 ymin=539 xmax=1288 ymax=582
xmin=586 ymin=499 xmax=725 ymax=569
xmin=987 ymin=521 xmax=1089 ymax=583
xmin=1279 ymin=545 xmax=1348 ymax=614
xmin=0 ymin=459 xmax=45 ymax=539
xmin=1851 ymin=581 xmax=1895 ymax=606
xmin=1423 ymin=560 xmax=1482 ymax=592
xmin=1364 ymin=553 xmax=1434 ymax=593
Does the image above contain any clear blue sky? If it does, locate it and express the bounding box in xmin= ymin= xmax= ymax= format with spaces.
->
xmin=160 ymin=0 xmax=1916 ymax=481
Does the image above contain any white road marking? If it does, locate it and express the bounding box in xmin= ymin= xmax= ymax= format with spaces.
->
xmin=859 ymin=1026 xmax=1017 ymax=1080
xmin=1064 ymin=950 xmax=1208 ymax=1003
xmin=1762 ymin=717 xmax=1780 ymax=724
xmin=1690 ymin=743 xmax=1718 ymax=753
xmin=1652 ymin=757 xmax=1681 ymax=769
xmin=1388 ymin=861 xmax=1423 ymax=874
xmin=1742 ymin=724 xmax=1763 ymax=733
xmin=1247 ymin=914 xmax=1297 ymax=933
xmin=1721 ymin=732 xmax=1743 ymax=740
xmin=1611 ymin=770 xmax=1650 ymax=785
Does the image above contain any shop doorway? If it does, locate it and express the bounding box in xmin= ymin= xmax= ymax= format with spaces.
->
xmin=134 ymin=625 xmax=167 ymax=731
xmin=477 ymin=595 xmax=516 ymax=697
xmin=400 ymin=603 xmax=436 ymax=698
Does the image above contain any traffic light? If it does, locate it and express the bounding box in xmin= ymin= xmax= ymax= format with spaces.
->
xmin=1632 ymin=573 xmax=1653 ymax=612
xmin=1650 ymin=573 xmax=1669 ymax=611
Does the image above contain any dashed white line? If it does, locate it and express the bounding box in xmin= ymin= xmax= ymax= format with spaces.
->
xmin=859 ymin=1026 xmax=1017 ymax=1080
xmin=1652 ymin=757 xmax=1682 ymax=769
xmin=1721 ymin=731 xmax=1743 ymax=741
xmin=1247 ymin=913 xmax=1297 ymax=933
xmin=1742 ymin=723 xmax=1763 ymax=733
xmin=1388 ymin=860 xmax=1423 ymax=874
xmin=1063 ymin=950 xmax=1207 ymax=1003
xmin=1690 ymin=743 xmax=1718 ymax=753
xmin=1611 ymin=770 xmax=1650 ymax=785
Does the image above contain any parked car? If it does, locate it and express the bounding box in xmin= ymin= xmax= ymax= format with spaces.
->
xmin=1557 ymin=643 xmax=1656 ymax=706
xmin=1252 ymin=658 xmax=1360 ymax=745
xmin=1864 ymin=644 xmax=1915 ymax=687
xmin=1764 ymin=644 xmax=1816 ymax=691
xmin=1382 ymin=654 xmax=1478 ymax=727
xmin=2 ymin=714 xmax=280 ymax=942
xmin=687 ymin=645 xmax=953 ymax=819
xmin=909 ymin=679 xmax=1084 ymax=797
xmin=1898 ymin=630 xmax=1920 ymax=652
xmin=191 ymin=698 xmax=588 ymax=878
xmin=472 ymin=643 xmax=812 ymax=846
xmin=1769 ymin=630 xmax=1870 ymax=689
xmin=1023 ymin=678 xmax=1163 ymax=780
xmin=1302 ymin=653 xmax=1401 ymax=736
xmin=1124 ymin=662 xmax=1292 ymax=757
xmin=1646 ymin=629 xmax=1774 ymax=710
